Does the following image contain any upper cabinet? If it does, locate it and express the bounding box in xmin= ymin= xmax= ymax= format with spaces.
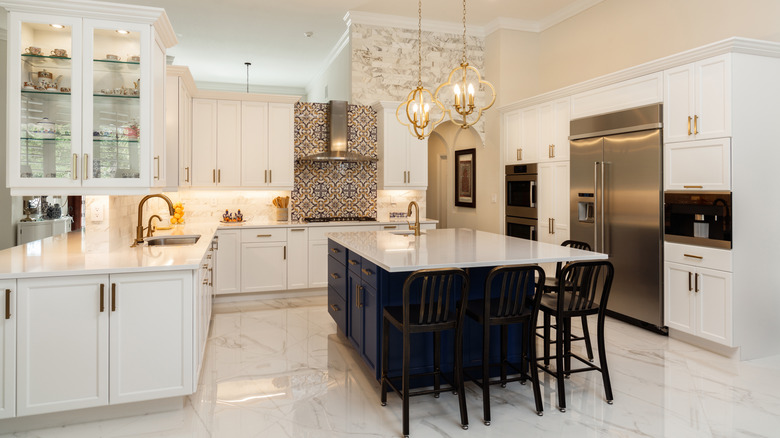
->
xmin=503 ymin=97 xmax=570 ymax=165
xmin=165 ymin=66 xmax=195 ymax=188
xmin=664 ymin=54 xmax=731 ymax=143
xmin=190 ymin=96 xmax=297 ymax=189
xmin=5 ymin=1 xmax=177 ymax=195
xmin=372 ymin=101 xmax=427 ymax=190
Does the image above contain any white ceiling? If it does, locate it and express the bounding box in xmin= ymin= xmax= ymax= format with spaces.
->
xmin=91 ymin=0 xmax=601 ymax=94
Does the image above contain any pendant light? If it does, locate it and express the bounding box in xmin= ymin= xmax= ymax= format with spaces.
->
xmin=396 ymin=0 xmax=444 ymax=139
xmin=434 ymin=0 xmax=496 ymax=129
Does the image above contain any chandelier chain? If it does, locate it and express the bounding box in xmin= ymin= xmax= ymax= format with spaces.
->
xmin=417 ymin=0 xmax=422 ymax=87
xmin=462 ymin=0 xmax=467 ymax=63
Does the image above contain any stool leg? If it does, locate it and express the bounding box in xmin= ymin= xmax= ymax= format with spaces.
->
xmin=455 ymin=324 xmax=469 ymax=430
xmin=500 ymin=325 xmax=508 ymax=387
xmin=433 ymin=331 xmax=441 ymax=398
xmin=381 ymin=318 xmax=389 ymax=406
xmin=555 ymin=313 xmax=567 ymax=412
xmin=482 ymin=320 xmax=491 ymax=425
xmin=403 ymin=329 xmax=411 ymax=437
xmin=598 ymin=311 xmax=614 ymax=404
xmin=564 ymin=317 xmax=572 ymax=377
xmin=526 ymin=320 xmax=543 ymax=416
xmin=543 ymin=312 xmax=551 ymax=367
xmin=581 ymin=315 xmax=594 ymax=362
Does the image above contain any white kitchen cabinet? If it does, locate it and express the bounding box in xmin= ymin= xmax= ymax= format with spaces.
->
xmin=503 ymin=106 xmax=539 ymax=164
xmin=216 ymin=100 xmax=242 ymax=187
xmin=5 ymin=2 xmax=176 ymax=195
xmin=240 ymin=102 xmax=294 ymax=188
xmin=664 ymin=138 xmax=731 ymax=191
xmin=108 ymin=271 xmax=193 ymax=404
xmin=537 ymin=162 xmax=569 ymax=244
xmin=538 ymin=98 xmax=571 ymax=162
xmin=191 ymin=98 xmax=218 ymax=186
xmin=194 ymin=242 xmax=213 ymax=386
xmin=286 ymin=227 xmax=308 ymax=289
xmin=308 ymin=240 xmax=329 ymax=288
xmin=215 ymin=229 xmax=241 ymax=295
xmin=16 ymin=275 xmax=109 ymax=416
xmin=372 ymin=101 xmax=427 ymax=189
xmin=241 ymin=242 xmax=287 ymax=292
xmin=0 ymin=280 xmax=16 ymax=420
xmin=664 ymin=243 xmax=733 ymax=346
xmin=166 ymin=67 xmax=194 ymax=187
xmin=503 ymin=98 xmax=569 ymax=165
xmin=664 ymin=54 xmax=731 ymax=143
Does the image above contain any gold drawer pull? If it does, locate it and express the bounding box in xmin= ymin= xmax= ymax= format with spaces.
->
xmin=5 ymin=289 xmax=11 ymax=319
xmin=361 ymin=268 xmax=373 ymax=276
xmin=291 ymin=228 xmax=305 ymax=232
xmin=330 ymin=248 xmax=340 ymax=253
xmin=330 ymin=304 xmax=340 ymax=312
xmin=384 ymin=225 xmax=397 ymax=230
xmin=684 ymin=185 xmax=703 ymax=189
xmin=683 ymin=254 xmax=703 ymax=260
xmin=348 ymin=259 xmax=359 ymax=265
xmin=257 ymin=234 xmax=272 ymax=238
xmin=330 ymin=273 xmax=340 ymax=280
xmin=72 ymin=154 xmax=78 ymax=180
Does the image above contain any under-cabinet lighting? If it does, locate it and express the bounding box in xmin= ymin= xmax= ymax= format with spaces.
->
xmin=50 ymin=24 xmax=65 ymax=29
xmin=116 ymin=29 xmax=130 ymax=35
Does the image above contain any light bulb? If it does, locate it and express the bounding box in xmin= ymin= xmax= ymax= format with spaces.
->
xmin=453 ymin=84 xmax=461 ymax=107
xmin=116 ymin=29 xmax=130 ymax=35
xmin=50 ymin=24 xmax=65 ymax=29
xmin=468 ymin=83 xmax=475 ymax=106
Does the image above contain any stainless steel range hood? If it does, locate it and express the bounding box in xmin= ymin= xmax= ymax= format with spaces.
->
xmin=299 ymin=100 xmax=377 ymax=162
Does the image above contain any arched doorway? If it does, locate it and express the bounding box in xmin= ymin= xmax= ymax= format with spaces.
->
xmin=425 ymin=122 xmax=483 ymax=229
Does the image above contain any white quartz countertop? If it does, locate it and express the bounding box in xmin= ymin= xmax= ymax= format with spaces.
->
xmin=213 ymin=218 xmax=437 ymax=228
xmin=327 ymin=228 xmax=608 ymax=273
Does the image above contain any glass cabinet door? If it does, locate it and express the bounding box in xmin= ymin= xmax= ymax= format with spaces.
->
xmin=12 ymin=14 xmax=82 ymax=188
xmin=83 ymin=20 xmax=149 ymax=187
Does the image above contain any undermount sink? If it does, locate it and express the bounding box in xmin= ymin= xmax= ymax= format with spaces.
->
xmin=144 ymin=234 xmax=201 ymax=246
xmin=388 ymin=230 xmax=425 ymax=236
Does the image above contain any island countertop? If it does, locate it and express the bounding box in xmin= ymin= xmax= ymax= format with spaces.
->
xmin=327 ymin=228 xmax=608 ymax=273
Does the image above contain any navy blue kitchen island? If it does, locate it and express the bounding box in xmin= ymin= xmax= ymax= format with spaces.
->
xmin=326 ymin=228 xmax=607 ymax=384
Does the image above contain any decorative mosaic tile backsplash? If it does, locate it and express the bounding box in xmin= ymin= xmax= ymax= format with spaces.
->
xmin=291 ymin=102 xmax=378 ymax=221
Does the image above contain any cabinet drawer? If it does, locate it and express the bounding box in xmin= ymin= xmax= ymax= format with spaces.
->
xmin=327 ymin=287 xmax=347 ymax=334
xmin=242 ymin=228 xmax=286 ymax=243
xmin=327 ymin=240 xmax=346 ymax=265
xmin=346 ymin=251 xmax=362 ymax=273
xmin=665 ymin=242 xmax=732 ymax=272
xmin=361 ymin=259 xmax=378 ymax=290
xmin=327 ymin=256 xmax=347 ymax=300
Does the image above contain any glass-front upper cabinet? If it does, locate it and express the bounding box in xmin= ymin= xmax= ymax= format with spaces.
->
xmin=4 ymin=1 xmax=176 ymax=195
xmin=11 ymin=14 xmax=83 ymax=190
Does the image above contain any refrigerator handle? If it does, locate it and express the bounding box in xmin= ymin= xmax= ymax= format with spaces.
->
xmin=530 ymin=181 xmax=536 ymax=208
xmin=601 ymin=161 xmax=607 ymax=254
xmin=594 ymin=161 xmax=600 ymax=252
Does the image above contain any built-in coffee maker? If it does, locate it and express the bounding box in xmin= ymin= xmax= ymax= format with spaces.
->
xmin=664 ymin=192 xmax=732 ymax=249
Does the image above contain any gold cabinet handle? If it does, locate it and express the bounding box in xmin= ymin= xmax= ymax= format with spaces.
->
xmin=688 ymin=272 xmax=692 ymax=292
xmin=257 ymin=234 xmax=272 ymax=238
xmin=203 ymin=278 xmax=209 ymax=285
xmin=330 ymin=304 xmax=340 ymax=312
xmin=694 ymin=115 xmax=699 ymax=135
xmin=208 ymin=267 xmax=213 ymax=286
xmin=683 ymin=254 xmax=703 ymax=260
xmin=111 ymin=283 xmax=117 ymax=312
xmin=695 ymin=273 xmax=700 ymax=292
xmin=361 ymin=268 xmax=373 ymax=276
xmin=99 ymin=284 xmax=105 ymax=312
xmin=348 ymin=259 xmax=359 ymax=266
xmin=283 ymin=245 xmax=286 ymax=260
xmin=185 ymin=166 xmax=190 ymax=182
xmin=72 ymin=153 xmax=78 ymax=180
xmin=683 ymin=185 xmax=703 ymax=189
xmin=218 ymin=169 xmax=221 ymax=183
xmin=330 ymin=248 xmax=340 ymax=254
xmin=552 ymin=144 xmax=555 ymax=158
xmin=212 ymin=169 xmax=216 ymax=183
xmin=269 ymin=169 xmax=272 ymax=183
xmin=384 ymin=225 xmax=397 ymax=230
xmin=83 ymin=154 xmax=89 ymax=180
xmin=265 ymin=169 xmax=268 ymax=183
xmin=5 ymin=289 xmax=10 ymax=320
xmin=291 ymin=228 xmax=305 ymax=232
xmin=687 ymin=116 xmax=692 ymax=136
xmin=330 ymin=273 xmax=340 ymax=280
xmin=356 ymin=284 xmax=362 ymax=308
xmin=517 ymin=148 xmax=523 ymax=161
xmin=202 ymin=264 xmax=209 ymax=269
xmin=154 ymin=156 xmax=160 ymax=180
xmin=551 ymin=217 xmax=555 ymax=234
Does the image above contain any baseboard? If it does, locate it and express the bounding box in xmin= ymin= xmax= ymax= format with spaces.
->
xmin=0 ymin=397 xmax=185 ymax=434
xmin=668 ymin=329 xmax=740 ymax=359
xmin=214 ymin=287 xmax=327 ymax=303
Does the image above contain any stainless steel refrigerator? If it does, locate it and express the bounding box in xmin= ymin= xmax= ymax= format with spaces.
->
xmin=569 ymin=104 xmax=665 ymax=331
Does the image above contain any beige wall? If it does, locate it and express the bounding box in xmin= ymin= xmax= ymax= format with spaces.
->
xmin=305 ymin=39 xmax=352 ymax=103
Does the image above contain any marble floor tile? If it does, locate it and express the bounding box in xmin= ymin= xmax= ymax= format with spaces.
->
xmin=4 ymin=294 xmax=780 ymax=438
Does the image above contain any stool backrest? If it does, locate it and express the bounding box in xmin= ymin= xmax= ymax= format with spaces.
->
xmin=402 ymin=268 xmax=470 ymax=327
xmin=557 ymin=260 xmax=614 ymax=312
xmin=485 ymin=265 xmax=545 ymax=318
xmin=555 ymin=240 xmax=592 ymax=279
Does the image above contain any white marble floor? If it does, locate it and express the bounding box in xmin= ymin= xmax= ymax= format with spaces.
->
xmin=4 ymin=295 xmax=780 ymax=437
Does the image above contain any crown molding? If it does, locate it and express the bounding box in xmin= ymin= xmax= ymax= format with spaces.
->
xmin=483 ymin=17 xmax=541 ymax=35
xmin=538 ymin=0 xmax=604 ymax=31
xmin=166 ymin=65 xmax=197 ymax=94
xmin=194 ymin=82 xmax=303 ymax=102
xmin=305 ymin=27 xmax=350 ymax=95
xmin=499 ymin=37 xmax=780 ymax=112
xmin=345 ymin=11 xmax=485 ymax=37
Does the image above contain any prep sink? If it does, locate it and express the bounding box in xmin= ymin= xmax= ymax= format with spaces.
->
xmin=144 ymin=234 xmax=201 ymax=246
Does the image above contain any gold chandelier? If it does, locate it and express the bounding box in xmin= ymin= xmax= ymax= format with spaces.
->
xmin=434 ymin=0 xmax=496 ymax=129
xmin=397 ymin=0 xmax=444 ymax=139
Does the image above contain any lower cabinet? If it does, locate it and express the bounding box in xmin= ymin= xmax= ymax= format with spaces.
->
xmin=194 ymin=240 xmax=215 ymax=387
xmin=215 ymin=229 xmax=240 ymax=295
xmin=308 ymin=240 xmax=329 ymax=288
xmin=286 ymin=228 xmax=308 ymax=289
xmin=16 ymin=271 xmax=193 ymax=416
xmin=0 ymin=280 xmax=16 ymax=419
xmin=537 ymin=161 xmax=570 ymax=244
xmin=345 ymin=253 xmax=379 ymax=372
xmin=241 ymin=242 xmax=287 ymax=292
xmin=664 ymin=243 xmax=733 ymax=346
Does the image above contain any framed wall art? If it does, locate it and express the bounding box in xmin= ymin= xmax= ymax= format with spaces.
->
xmin=455 ymin=148 xmax=476 ymax=208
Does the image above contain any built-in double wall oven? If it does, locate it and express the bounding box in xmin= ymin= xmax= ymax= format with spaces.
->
xmin=506 ymin=164 xmax=538 ymax=240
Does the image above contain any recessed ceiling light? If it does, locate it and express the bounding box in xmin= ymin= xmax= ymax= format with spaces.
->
xmin=50 ymin=24 xmax=65 ymax=29
xmin=116 ymin=29 xmax=130 ymax=35
xmin=304 ymin=31 xmax=313 ymax=38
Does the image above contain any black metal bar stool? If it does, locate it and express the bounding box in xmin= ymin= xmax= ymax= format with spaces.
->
xmin=537 ymin=260 xmax=615 ymax=412
xmin=465 ymin=264 xmax=545 ymax=425
xmin=538 ymin=240 xmax=595 ymax=366
xmin=380 ymin=268 xmax=470 ymax=438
